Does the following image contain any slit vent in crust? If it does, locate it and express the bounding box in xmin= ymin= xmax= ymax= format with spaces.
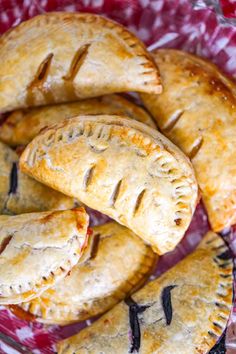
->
xmin=133 ymin=189 xmax=146 ymax=216
xmin=28 ymin=53 xmax=54 ymax=89
xmin=83 ymin=166 xmax=95 ymax=190
xmin=163 ymin=110 xmax=184 ymax=133
xmin=63 ymin=44 xmax=91 ymax=81
xmin=90 ymin=233 xmax=101 ymax=259
xmin=189 ymin=136 xmax=204 ymax=159
xmin=125 ymin=297 xmax=150 ymax=353
xmin=161 ymin=285 xmax=177 ymax=325
xmin=8 ymin=162 xmax=18 ymax=195
xmin=109 ymin=180 xmax=122 ymax=207
xmin=0 ymin=236 xmax=13 ymax=255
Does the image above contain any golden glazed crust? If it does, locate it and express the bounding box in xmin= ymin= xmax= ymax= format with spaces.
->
xmin=141 ymin=49 xmax=236 ymax=232
xmin=57 ymin=232 xmax=233 ymax=354
xmin=20 ymin=115 xmax=198 ymax=255
xmin=0 ymin=141 xmax=74 ymax=214
xmin=0 ymin=95 xmax=155 ymax=146
xmin=18 ymin=222 xmax=157 ymax=325
xmin=0 ymin=12 xmax=161 ymax=113
xmin=0 ymin=207 xmax=89 ymax=305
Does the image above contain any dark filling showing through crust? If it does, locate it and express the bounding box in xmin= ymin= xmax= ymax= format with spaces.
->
xmin=0 ymin=235 xmax=12 ymax=254
xmin=125 ymin=297 xmax=150 ymax=353
xmin=90 ymin=233 xmax=100 ymax=259
xmin=9 ymin=162 xmax=18 ymax=195
xmin=161 ymin=285 xmax=177 ymax=326
xmin=209 ymin=331 xmax=226 ymax=354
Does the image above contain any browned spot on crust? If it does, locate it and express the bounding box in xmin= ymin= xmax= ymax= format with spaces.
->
xmin=0 ymin=236 xmax=13 ymax=254
xmin=207 ymin=76 xmax=236 ymax=103
xmin=80 ymin=228 xmax=91 ymax=254
xmin=186 ymin=63 xmax=236 ymax=104
xmin=40 ymin=211 xmax=59 ymax=224
xmin=39 ymin=125 xmax=49 ymax=135
xmin=74 ymin=207 xmax=87 ymax=231
xmin=186 ymin=63 xmax=206 ymax=78
xmin=10 ymin=249 xmax=30 ymax=266
xmin=174 ymin=218 xmax=182 ymax=226
xmin=63 ymin=44 xmax=91 ymax=81
xmin=77 ymin=309 xmax=90 ymax=318
xmin=9 ymin=305 xmax=36 ymax=321
xmin=15 ymin=146 xmax=25 ymax=157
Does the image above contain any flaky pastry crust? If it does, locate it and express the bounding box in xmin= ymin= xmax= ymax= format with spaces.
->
xmin=20 ymin=115 xmax=198 ymax=254
xmin=0 ymin=95 xmax=155 ymax=146
xmin=0 ymin=208 xmax=89 ymax=304
xmin=0 ymin=141 xmax=74 ymax=214
xmin=18 ymin=222 xmax=157 ymax=325
xmin=0 ymin=12 xmax=161 ymax=113
xmin=142 ymin=49 xmax=236 ymax=232
xmin=58 ymin=232 xmax=233 ymax=354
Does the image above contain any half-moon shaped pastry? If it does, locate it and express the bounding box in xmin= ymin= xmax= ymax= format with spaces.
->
xmin=20 ymin=115 xmax=198 ymax=254
xmin=0 ymin=207 xmax=89 ymax=305
xmin=0 ymin=95 xmax=155 ymax=146
xmin=16 ymin=222 xmax=157 ymax=325
xmin=57 ymin=231 xmax=233 ymax=354
xmin=141 ymin=49 xmax=236 ymax=232
xmin=0 ymin=12 xmax=161 ymax=113
xmin=0 ymin=141 xmax=74 ymax=215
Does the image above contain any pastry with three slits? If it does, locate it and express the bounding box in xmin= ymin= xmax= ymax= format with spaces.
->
xmin=20 ymin=115 xmax=198 ymax=255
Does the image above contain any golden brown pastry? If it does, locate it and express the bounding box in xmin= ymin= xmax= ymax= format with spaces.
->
xmin=0 ymin=12 xmax=161 ymax=113
xmin=16 ymin=222 xmax=157 ymax=325
xmin=141 ymin=49 xmax=236 ymax=232
xmin=0 ymin=95 xmax=155 ymax=146
xmin=0 ymin=207 xmax=89 ymax=305
xmin=0 ymin=141 xmax=74 ymax=214
xmin=20 ymin=115 xmax=198 ymax=255
xmin=57 ymin=231 xmax=233 ymax=354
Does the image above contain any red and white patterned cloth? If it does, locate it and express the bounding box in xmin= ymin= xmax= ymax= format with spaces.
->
xmin=0 ymin=1 xmax=236 ymax=353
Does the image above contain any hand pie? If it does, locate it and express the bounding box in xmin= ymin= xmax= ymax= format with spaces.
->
xmin=15 ymin=222 xmax=157 ymax=325
xmin=141 ymin=49 xmax=236 ymax=232
xmin=0 ymin=12 xmax=161 ymax=113
xmin=0 ymin=207 xmax=89 ymax=305
xmin=57 ymin=231 xmax=233 ymax=354
xmin=20 ymin=115 xmax=198 ymax=254
xmin=0 ymin=141 xmax=74 ymax=214
xmin=0 ymin=95 xmax=155 ymax=147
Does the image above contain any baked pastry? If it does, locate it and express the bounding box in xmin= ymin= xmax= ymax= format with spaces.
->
xmin=0 ymin=207 xmax=89 ymax=305
xmin=0 ymin=141 xmax=74 ymax=214
xmin=141 ymin=49 xmax=236 ymax=232
xmin=20 ymin=115 xmax=198 ymax=254
xmin=15 ymin=222 xmax=157 ymax=325
xmin=0 ymin=95 xmax=155 ymax=147
xmin=57 ymin=231 xmax=233 ymax=354
xmin=0 ymin=12 xmax=161 ymax=113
